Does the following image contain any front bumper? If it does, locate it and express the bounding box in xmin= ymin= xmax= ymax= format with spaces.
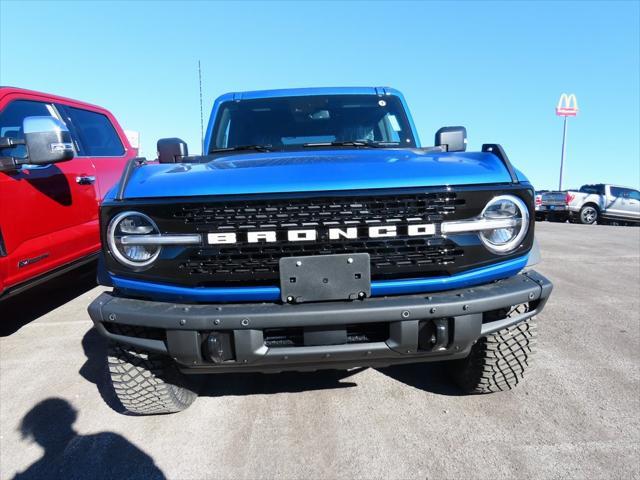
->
xmin=88 ymin=271 xmax=552 ymax=374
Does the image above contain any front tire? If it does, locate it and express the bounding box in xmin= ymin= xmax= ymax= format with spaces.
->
xmin=108 ymin=344 xmax=199 ymax=415
xmin=579 ymin=205 xmax=599 ymax=224
xmin=450 ymin=315 xmax=536 ymax=393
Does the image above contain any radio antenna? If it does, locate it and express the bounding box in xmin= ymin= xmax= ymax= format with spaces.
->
xmin=198 ymin=60 xmax=204 ymax=155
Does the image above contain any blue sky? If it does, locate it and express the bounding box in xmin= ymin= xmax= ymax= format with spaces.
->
xmin=1 ymin=0 xmax=638 ymax=190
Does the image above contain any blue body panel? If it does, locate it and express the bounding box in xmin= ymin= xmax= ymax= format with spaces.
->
xmin=110 ymin=255 xmax=528 ymax=303
xmin=120 ymin=149 xmax=512 ymax=199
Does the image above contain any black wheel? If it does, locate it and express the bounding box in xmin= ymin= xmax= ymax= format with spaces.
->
xmin=579 ymin=205 xmax=598 ymax=224
xmin=450 ymin=312 xmax=536 ymax=393
xmin=108 ymin=343 xmax=199 ymax=415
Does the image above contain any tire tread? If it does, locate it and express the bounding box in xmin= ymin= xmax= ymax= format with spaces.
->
xmin=108 ymin=344 xmax=198 ymax=415
xmin=451 ymin=318 xmax=536 ymax=394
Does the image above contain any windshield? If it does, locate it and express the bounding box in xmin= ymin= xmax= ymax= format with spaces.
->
xmin=209 ymin=94 xmax=416 ymax=153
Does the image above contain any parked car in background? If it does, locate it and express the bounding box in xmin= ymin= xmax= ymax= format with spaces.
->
xmin=539 ymin=191 xmax=570 ymax=222
xmin=0 ymin=87 xmax=137 ymax=300
xmin=566 ymin=184 xmax=640 ymax=225
xmin=534 ymin=190 xmax=548 ymax=220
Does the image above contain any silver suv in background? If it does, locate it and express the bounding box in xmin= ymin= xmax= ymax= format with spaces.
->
xmin=567 ymin=184 xmax=640 ymax=225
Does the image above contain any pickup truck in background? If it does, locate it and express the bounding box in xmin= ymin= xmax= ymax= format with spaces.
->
xmin=538 ymin=191 xmax=570 ymax=222
xmin=566 ymin=184 xmax=640 ymax=225
xmin=534 ymin=190 xmax=548 ymax=220
xmin=0 ymin=87 xmax=137 ymax=300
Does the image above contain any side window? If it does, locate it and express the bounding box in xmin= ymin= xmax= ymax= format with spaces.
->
xmin=610 ymin=186 xmax=624 ymax=198
xmin=65 ymin=107 xmax=124 ymax=157
xmin=582 ymin=185 xmax=605 ymax=195
xmin=629 ymin=190 xmax=640 ymax=201
xmin=618 ymin=188 xmax=634 ymax=199
xmin=0 ymin=100 xmax=57 ymax=158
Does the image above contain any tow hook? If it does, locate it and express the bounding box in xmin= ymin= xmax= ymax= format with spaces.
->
xmin=432 ymin=318 xmax=449 ymax=351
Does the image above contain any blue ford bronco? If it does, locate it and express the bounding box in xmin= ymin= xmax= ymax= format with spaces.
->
xmin=88 ymin=87 xmax=553 ymax=415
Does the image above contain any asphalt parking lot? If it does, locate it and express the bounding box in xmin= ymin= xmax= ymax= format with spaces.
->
xmin=0 ymin=222 xmax=638 ymax=479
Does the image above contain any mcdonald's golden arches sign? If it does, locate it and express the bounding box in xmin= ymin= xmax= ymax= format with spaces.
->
xmin=556 ymin=93 xmax=579 ymax=116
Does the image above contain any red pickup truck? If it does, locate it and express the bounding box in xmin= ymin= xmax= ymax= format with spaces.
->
xmin=0 ymin=87 xmax=137 ymax=300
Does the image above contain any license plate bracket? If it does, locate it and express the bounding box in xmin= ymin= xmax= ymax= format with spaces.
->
xmin=279 ymin=253 xmax=371 ymax=303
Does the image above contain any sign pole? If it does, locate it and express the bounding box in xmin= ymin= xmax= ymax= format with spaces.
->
xmin=555 ymin=93 xmax=579 ymax=191
xmin=559 ymin=115 xmax=568 ymax=191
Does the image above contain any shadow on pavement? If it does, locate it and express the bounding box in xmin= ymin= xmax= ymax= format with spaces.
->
xmin=0 ymin=262 xmax=97 ymax=337
xmin=12 ymin=398 xmax=165 ymax=480
xmin=80 ymin=327 xmax=364 ymax=411
xmin=376 ymin=362 xmax=464 ymax=396
xmin=199 ymin=362 xmax=463 ymax=397
xmin=200 ymin=367 xmax=367 ymax=397
xmin=79 ymin=328 xmax=126 ymax=413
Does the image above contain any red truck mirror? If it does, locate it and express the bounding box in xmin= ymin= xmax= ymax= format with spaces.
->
xmin=0 ymin=116 xmax=75 ymax=172
xmin=23 ymin=116 xmax=75 ymax=165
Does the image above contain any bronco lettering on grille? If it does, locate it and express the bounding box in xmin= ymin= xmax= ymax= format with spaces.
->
xmin=206 ymin=224 xmax=436 ymax=245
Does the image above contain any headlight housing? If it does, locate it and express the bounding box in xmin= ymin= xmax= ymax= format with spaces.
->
xmin=107 ymin=211 xmax=161 ymax=268
xmin=479 ymin=195 xmax=529 ymax=254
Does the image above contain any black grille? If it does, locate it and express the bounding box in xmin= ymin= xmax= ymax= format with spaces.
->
xmin=183 ymin=238 xmax=462 ymax=282
xmin=173 ymin=192 xmax=463 ymax=227
xmin=173 ymin=192 xmax=464 ymax=284
xmin=102 ymin=186 xmax=535 ymax=289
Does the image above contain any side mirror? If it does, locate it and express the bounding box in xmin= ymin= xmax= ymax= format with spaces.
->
xmin=0 ymin=116 xmax=74 ymax=172
xmin=435 ymin=126 xmax=467 ymax=152
xmin=23 ymin=116 xmax=75 ymax=165
xmin=157 ymin=138 xmax=188 ymax=163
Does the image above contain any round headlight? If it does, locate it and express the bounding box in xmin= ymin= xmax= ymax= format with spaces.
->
xmin=107 ymin=211 xmax=161 ymax=268
xmin=479 ymin=195 xmax=529 ymax=254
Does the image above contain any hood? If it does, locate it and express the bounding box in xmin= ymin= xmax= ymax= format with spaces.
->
xmin=120 ymin=149 xmax=513 ymax=199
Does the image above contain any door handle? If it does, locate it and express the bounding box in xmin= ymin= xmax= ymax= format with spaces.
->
xmin=76 ymin=175 xmax=96 ymax=185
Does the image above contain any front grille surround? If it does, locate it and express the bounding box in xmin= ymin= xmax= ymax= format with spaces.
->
xmin=102 ymin=185 xmax=535 ymax=289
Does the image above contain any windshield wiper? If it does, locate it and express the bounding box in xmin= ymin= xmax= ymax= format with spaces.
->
xmin=303 ymin=140 xmax=400 ymax=148
xmin=209 ymin=144 xmax=273 ymax=153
